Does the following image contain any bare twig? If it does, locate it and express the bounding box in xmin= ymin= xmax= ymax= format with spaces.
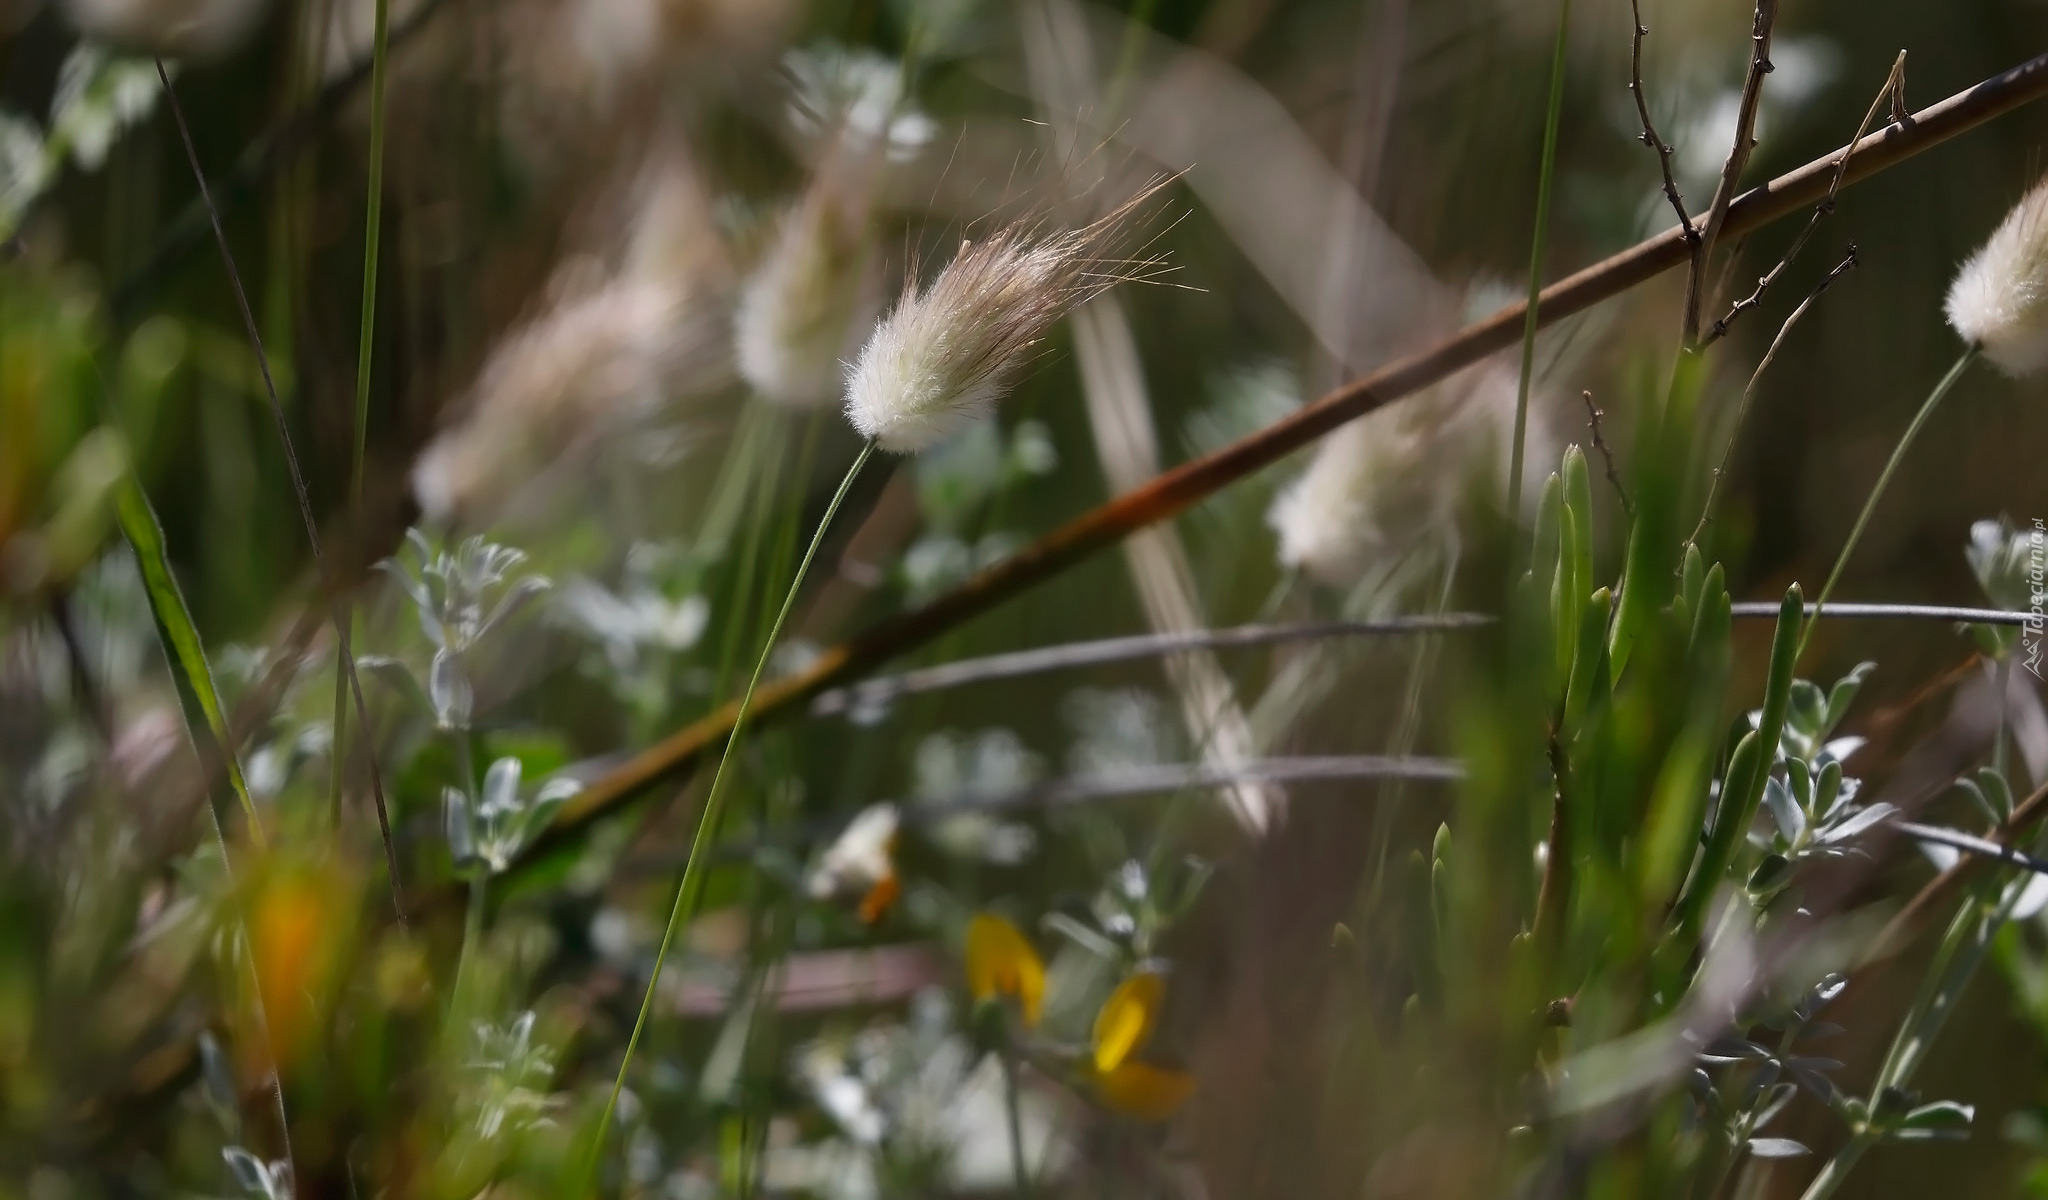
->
xmin=154 ymin=63 xmax=407 ymax=925
xmin=811 ymin=615 xmax=1496 ymax=714
xmin=1896 ymin=820 xmax=2048 ymax=877
xmin=1691 ymin=245 xmax=1859 ymax=543
xmin=815 ymin=601 xmax=2026 ymax=717
xmin=1703 ymin=53 xmax=1905 ymax=346
xmin=1684 ymin=0 xmax=1780 ymax=345
xmin=523 ymin=49 xmax=2048 ymax=865
xmin=1871 ymin=778 xmax=2048 ymax=961
xmin=1628 ymin=0 xmax=1696 ymax=245
xmin=1727 ymin=601 xmax=2026 ymax=624
xmin=1580 ymin=390 xmax=1632 ymax=516
xmin=909 ymin=755 xmax=1463 ymax=817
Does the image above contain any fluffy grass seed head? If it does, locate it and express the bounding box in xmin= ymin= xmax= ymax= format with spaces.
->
xmin=1947 ymin=175 xmax=2048 ymax=376
xmin=737 ymin=187 xmax=878 ymax=407
xmin=412 ymin=278 xmax=715 ymax=523
xmin=844 ymin=187 xmax=1168 ymax=453
xmin=1268 ymin=364 xmax=1552 ymax=588
xmin=62 ymin=0 xmax=268 ymax=59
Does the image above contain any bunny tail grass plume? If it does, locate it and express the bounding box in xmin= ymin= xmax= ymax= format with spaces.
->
xmin=412 ymin=152 xmax=731 ymax=525
xmin=411 ymin=277 xmax=719 ymax=524
xmin=736 ymin=180 xmax=878 ymax=407
xmin=1270 ymin=363 xmax=1551 ymax=588
xmin=1947 ymin=175 xmax=2048 ymax=376
xmin=63 ymin=0 xmax=268 ymax=58
xmin=844 ymin=184 xmax=1171 ymax=453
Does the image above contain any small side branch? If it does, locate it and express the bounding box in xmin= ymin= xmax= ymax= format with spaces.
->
xmin=1581 ymin=390 xmax=1631 ymax=516
xmin=1897 ymin=821 xmax=2048 ymax=877
xmin=1704 ymin=52 xmax=1905 ymax=346
xmin=1684 ymin=0 xmax=1781 ymax=345
xmin=1629 ymin=0 xmax=1696 ymax=245
xmin=1692 ymin=245 xmax=1858 ymax=542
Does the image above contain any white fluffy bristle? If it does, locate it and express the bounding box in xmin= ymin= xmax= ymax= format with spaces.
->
xmin=1267 ymin=365 xmax=1550 ymax=587
xmin=843 ymin=186 xmax=1166 ymax=454
xmin=1946 ymin=176 xmax=2048 ymax=377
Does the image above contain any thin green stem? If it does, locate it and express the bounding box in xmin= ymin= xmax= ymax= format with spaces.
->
xmin=583 ymin=442 xmax=876 ymax=1192
xmin=352 ymin=0 xmax=390 ymax=504
xmin=1508 ymin=0 xmax=1574 ymax=526
xmin=710 ymin=422 xmax=784 ymax=705
xmin=1800 ymin=347 xmax=1976 ymax=661
xmin=452 ymin=870 xmax=487 ymax=1014
xmin=332 ymin=0 xmax=388 ymax=849
xmin=1003 ymin=1048 xmax=1031 ymax=1199
xmin=1804 ymin=878 xmax=2014 ymax=1199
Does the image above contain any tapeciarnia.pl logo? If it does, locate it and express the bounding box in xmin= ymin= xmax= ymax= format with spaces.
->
xmin=2026 ymin=518 xmax=2046 ymax=680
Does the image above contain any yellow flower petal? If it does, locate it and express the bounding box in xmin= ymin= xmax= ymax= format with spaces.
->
xmin=1096 ymin=1061 xmax=1195 ymax=1122
xmin=965 ymin=913 xmax=1045 ymax=1027
xmin=1092 ymin=970 xmax=1165 ymax=1073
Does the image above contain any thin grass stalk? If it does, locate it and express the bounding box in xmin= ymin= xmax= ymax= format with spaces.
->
xmin=154 ymin=59 xmax=406 ymax=920
xmin=754 ymin=411 xmax=827 ymax=670
xmin=111 ymin=462 xmax=294 ymax=1171
xmin=583 ymin=443 xmax=877 ymax=1188
xmin=352 ymin=0 xmax=391 ymax=476
xmin=334 ymin=0 xmax=391 ymax=828
xmin=710 ymin=430 xmax=787 ymax=705
xmin=1800 ymin=890 xmax=1999 ymax=1200
xmin=1004 ymin=1049 xmax=1031 ymax=1199
xmin=1508 ymin=0 xmax=1574 ymax=524
xmin=1800 ymin=348 xmax=1977 ymax=661
xmin=525 ymin=51 xmax=2048 ymax=863
xmin=1690 ymin=248 xmax=1858 ymax=545
xmin=116 ymin=477 xmax=265 ymax=840
xmin=1367 ymin=548 xmax=1459 ymax=899
xmin=451 ymin=871 xmax=487 ymax=1015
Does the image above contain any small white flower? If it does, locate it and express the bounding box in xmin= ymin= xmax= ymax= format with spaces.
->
xmin=1946 ymin=175 xmax=2048 ymax=376
xmin=465 ymin=1010 xmax=562 ymax=1140
xmin=222 ymin=1148 xmax=293 ymax=1200
xmin=844 ymin=188 xmax=1167 ymax=453
xmin=51 ymin=45 xmax=160 ymax=171
xmin=0 ymin=112 xmax=50 ymax=237
xmin=806 ymin=802 xmax=899 ymax=900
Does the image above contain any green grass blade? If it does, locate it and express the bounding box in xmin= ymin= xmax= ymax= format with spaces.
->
xmin=1507 ymin=0 xmax=1574 ymax=523
xmin=114 ymin=474 xmax=264 ymax=845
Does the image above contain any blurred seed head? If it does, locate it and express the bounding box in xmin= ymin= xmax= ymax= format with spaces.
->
xmin=844 ymin=185 xmax=1168 ymax=453
xmin=413 ymin=156 xmax=731 ymax=525
xmin=61 ymin=0 xmax=267 ymax=59
xmin=1268 ymin=364 xmax=1553 ymax=588
xmin=1947 ymin=175 xmax=2048 ymax=376
xmin=413 ymin=279 xmax=696 ymax=523
xmin=737 ymin=186 xmax=879 ymax=408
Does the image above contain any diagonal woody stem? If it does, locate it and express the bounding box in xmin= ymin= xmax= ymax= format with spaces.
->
xmin=1684 ymin=0 xmax=1779 ymax=345
xmin=521 ymin=47 xmax=2048 ymax=869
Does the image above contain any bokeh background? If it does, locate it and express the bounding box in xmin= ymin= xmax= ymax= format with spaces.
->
xmin=6 ymin=0 xmax=2048 ymax=1195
